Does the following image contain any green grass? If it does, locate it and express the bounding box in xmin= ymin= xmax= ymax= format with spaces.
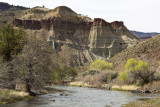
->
xmin=111 ymin=88 xmax=130 ymax=92
xmin=123 ymin=98 xmax=160 ymax=107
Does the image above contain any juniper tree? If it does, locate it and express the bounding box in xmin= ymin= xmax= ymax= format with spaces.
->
xmin=0 ymin=24 xmax=26 ymax=61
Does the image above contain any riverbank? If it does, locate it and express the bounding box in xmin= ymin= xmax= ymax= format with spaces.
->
xmin=69 ymin=82 xmax=160 ymax=107
xmin=2 ymin=86 xmax=150 ymax=107
xmin=69 ymin=81 xmax=140 ymax=91
xmin=0 ymin=89 xmax=33 ymax=104
xmin=0 ymin=86 xmax=67 ymax=105
xmin=123 ymin=98 xmax=160 ymax=107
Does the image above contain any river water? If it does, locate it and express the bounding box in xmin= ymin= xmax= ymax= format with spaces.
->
xmin=0 ymin=86 xmax=159 ymax=107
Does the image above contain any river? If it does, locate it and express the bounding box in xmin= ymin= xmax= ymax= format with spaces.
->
xmin=0 ymin=86 xmax=159 ymax=107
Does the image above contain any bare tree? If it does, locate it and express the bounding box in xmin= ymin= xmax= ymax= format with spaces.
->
xmin=0 ymin=37 xmax=55 ymax=95
xmin=0 ymin=62 xmax=18 ymax=89
xmin=17 ymin=37 xmax=54 ymax=95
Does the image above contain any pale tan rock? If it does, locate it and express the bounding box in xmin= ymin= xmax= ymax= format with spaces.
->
xmin=13 ymin=6 xmax=140 ymax=60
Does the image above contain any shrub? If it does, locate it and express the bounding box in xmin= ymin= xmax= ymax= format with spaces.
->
xmin=90 ymin=59 xmax=113 ymax=71
xmin=119 ymin=58 xmax=155 ymax=85
xmin=153 ymin=72 xmax=160 ymax=81
xmin=142 ymin=81 xmax=160 ymax=92
xmin=99 ymin=70 xmax=118 ymax=83
xmin=119 ymin=70 xmax=128 ymax=82
xmin=51 ymin=66 xmax=77 ymax=82
xmin=82 ymin=70 xmax=99 ymax=77
xmin=83 ymin=70 xmax=118 ymax=87
xmin=83 ymin=74 xmax=102 ymax=88
xmin=83 ymin=75 xmax=94 ymax=84
xmin=109 ymin=52 xmax=114 ymax=58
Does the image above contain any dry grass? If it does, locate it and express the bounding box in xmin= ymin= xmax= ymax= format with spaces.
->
xmin=9 ymin=91 xmax=29 ymax=97
xmin=112 ymin=85 xmax=139 ymax=91
xmin=69 ymin=81 xmax=91 ymax=87
xmin=0 ymin=89 xmax=31 ymax=104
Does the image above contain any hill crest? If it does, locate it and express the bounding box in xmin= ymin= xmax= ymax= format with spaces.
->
xmin=0 ymin=2 xmax=28 ymax=12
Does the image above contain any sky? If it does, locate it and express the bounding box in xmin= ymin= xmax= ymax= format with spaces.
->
xmin=1 ymin=0 xmax=160 ymax=32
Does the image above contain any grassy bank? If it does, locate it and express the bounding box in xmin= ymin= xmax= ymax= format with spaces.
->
xmin=112 ymin=85 xmax=140 ymax=91
xmin=123 ymin=98 xmax=160 ymax=107
xmin=69 ymin=82 xmax=91 ymax=87
xmin=69 ymin=81 xmax=139 ymax=91
xmin=0 ymin=89 xmax=33 ymax=104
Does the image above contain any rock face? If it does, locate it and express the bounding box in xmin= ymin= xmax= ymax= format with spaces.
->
xmin=88 ymin=18 xmax=139 ymax=58
xmin=12 ymin=6 xmax=139 ymax=59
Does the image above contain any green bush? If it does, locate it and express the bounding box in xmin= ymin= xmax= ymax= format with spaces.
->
xmin=119 ymin=58 xmax=155 ymax=85
xmin=90 ymin=59 xmax=113 ymax=71
xmin=51 ymin=66 xmax=77 ymax=82
xmin=119 ymin=70 xmax=128 ymax=82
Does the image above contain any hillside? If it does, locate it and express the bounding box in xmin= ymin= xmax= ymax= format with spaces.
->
xmin=20 ymin=6 xmax=92 ymax=22
xmin=0 ymin=10 xmax=27 ymax=26
xmin=110 ymin=34 xmax=160 ymax=71
xmin=0 ymin=2 xmax=28 ymax=12
xmin=0 ymin=2 xmax=28 ymax=26
xmin=130 ymin=30 xmax=159 ymax=40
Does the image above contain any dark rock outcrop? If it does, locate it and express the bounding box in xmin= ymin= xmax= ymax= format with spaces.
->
xmin=13 ymin=19 xmax=41 ymax=30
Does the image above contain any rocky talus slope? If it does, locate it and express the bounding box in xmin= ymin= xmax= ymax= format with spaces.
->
xmin=12 ymin=6 xmax=139 ymax=61
xmin=111 ymin=34 xmax=160 ymax=71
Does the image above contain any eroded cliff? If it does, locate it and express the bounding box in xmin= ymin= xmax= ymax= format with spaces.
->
xmin=12 ymin=6 xmax=139 ymax=60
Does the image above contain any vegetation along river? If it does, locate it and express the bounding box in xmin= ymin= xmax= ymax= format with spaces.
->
xmin=0 ymin=86 xmax=159 ymax=107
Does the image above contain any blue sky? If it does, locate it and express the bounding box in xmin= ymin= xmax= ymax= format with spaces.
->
xmin=1 ymin=0 xmax=160 ymax=32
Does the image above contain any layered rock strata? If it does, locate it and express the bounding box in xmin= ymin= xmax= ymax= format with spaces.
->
xmin=12 ymin=6 xmax=139 ymax=59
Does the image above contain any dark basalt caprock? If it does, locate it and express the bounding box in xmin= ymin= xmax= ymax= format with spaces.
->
xmin=13 ymin=19 xmax=41 ymax=30
xmin=110 ymin=21 xmax=124 ymax=29
xmin=92 ymin=18 xmax=110 ymax=27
